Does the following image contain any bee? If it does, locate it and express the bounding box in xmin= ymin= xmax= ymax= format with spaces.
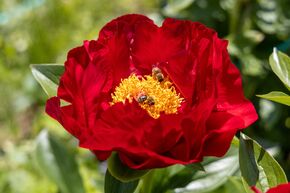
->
xmin=146 ymin=96 xmax=155 ymax=106
xmin=152 ymin=67 xmax=162 ymax=75
xmin=155 ymin=72 xmax=164 ymax=82
xmin=137 ymin=93 xmax=147 ymax=103
xmin=137 ymin=94 xmax=155 ymax=106
xmin=152 ymin=67 xmax=164 ymax=82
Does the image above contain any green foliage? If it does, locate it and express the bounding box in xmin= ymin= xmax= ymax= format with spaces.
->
xmin=0 ymin=141 xmax=57 ymax=193
xmin=107 ymin=153 xmax=149 ymax=182
xmin=239 ymin=133 xmax=287 ymax=192
xmin=269 ymin=48 xmax=290 ymax=90
xmin=211 ymin=177 xmax=250 ymax=193
xmin=104 ymin=170 xmax=139 ymax=193
xmin=31 ymin=64 xmax=64 ymax=97
xmin=35 ymin=130 xmax=85 ymax=193
xmin=257 ymin=91 xmax=290 ymax=106
xmin=31 ymin=64 xmax=64 ymax=85
xmin=239 ymin=133 xmax=259 ymax=186
xmin=257 ymin=49 xmax=290 ymax=106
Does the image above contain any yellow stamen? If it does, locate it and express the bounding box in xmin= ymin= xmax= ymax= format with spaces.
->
xmin=111 ymin=74 xmax=183 ymax=119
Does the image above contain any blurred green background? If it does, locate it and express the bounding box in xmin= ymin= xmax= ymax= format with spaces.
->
xmin=0 ymin=0 xmax=290 ymax=192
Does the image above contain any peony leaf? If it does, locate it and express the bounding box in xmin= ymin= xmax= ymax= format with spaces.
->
xmin=239 ymin=133 xmax=287 ymax=192
xmin=166 ymin=165 xmax=200 ymax=190
xmin=34 ymin=130 xmax=85 ymax=193
xmin=210 ymin=177 xmax=249 ymax=193
xmin=231 ymin=136 xmax=240 ymax=147
xmin=224 ymin=177 xmax=250 ymax=193
xmin=31 ymin=64 xmax=64 ymax=84
xmin=241 ymin=178 xmax=256 ymax=193
xmin=257 ymin=91 xmax=290 ymax=106
xmin=104 ymin=170 xmax=139 ymax=193
xmin=186 ymin=163 xmax=205 ymax=172
xmin=31 ymin=64 xmax=64 ymax=97
xmin=107 ymin=152 xmax=149 ymax=182
xmin=139 ymin=144 xmax=240 ymax=193
xmin=176 ymin=146 xmax=240 ymax=193
xmin=239 ymin=133 xmax=259 ymax=186
xmin=269 ymin=48 xmax=290 ymax=90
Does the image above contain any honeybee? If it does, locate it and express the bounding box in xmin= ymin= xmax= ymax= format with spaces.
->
xmin=146 ymin=96 xmax=155 ymax=106
xmin=155 ymin=72 xmax=164 ymax=82
xmin=152 ymin=67 xmax=164 ymax=82
xmin=137 ymin=93 xmax=147 ymax=103
xmin=136 ymin=94 xmax=155 ymax=106
xmin=152 ymin=67 xmax=161 ymax=75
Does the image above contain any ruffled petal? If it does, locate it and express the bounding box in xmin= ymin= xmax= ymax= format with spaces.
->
xmin=199 ymin=36 xmax=257 ymax=157
xmin=78 ymin=101 xmax=154 ymax=150
xmin=202 ymin=112 xmax=244 ymax=157
xmin=97 ymin=14 xmax=155 ymax=85
xmin=47 ymin=40 xmax=111 ymax=140
xmin=267 ymin=183 xmax=290 ymax=193
xmin=212 ymin=36 xmax=258 ymax=127
xmin=98 ymin=14 xmax=154 ymax=40
xmin=46 ymin=97 xmax=81 ymax=137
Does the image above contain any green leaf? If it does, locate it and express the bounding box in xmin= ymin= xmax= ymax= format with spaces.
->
xmin=140 ymin=144 xmax=240 ymax=193
xmin=255 ymin=0 xmax=278 ymax=34
xmin=210 ymin=177 xmax=248 ymax=193
xmin=104 ymin=170 xmax=139 ymax=193
xmin=269 ymin=48 xmax=290 ymax=90
xmin=239 ymin=133 xmax=287 ymax=191
xmin=186 ymin=163 xmax=205 ymax=172
xmin=224 ymin=177 xmax=248 ymax=193
xmin=241 ymin=178 xmax=256 ymax=193
xmin=107 ymin=152 xmax=148 ymax=182
xmin=231 ymin=136 xmax=240 ymax=147
xmin=31 ymin=64 xmax=64 ymax=84
xmin=178 ymin=146 xmax=239 ymax=193
xmin=34 ymin=130 xmax=85 ymax=193
xmin=165 ymin=164 xmax=200 ymax=190
xmin=161 ymin=163 xmax=204 ymax=190
xmin=257 ymin=91 xmax=290 ymax=106
xmin=31 ymin=64 xmax=64 ymax=97
xmin=239 ymin=133 xmax=259 ymax=186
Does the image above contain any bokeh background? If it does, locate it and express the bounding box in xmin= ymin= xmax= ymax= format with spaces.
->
xmin=0 ymin=0 xmax=290 ymax=192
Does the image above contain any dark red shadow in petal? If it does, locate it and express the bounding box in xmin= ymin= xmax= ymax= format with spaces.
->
xmin=202 ymin=112 xmax=244 ymax=157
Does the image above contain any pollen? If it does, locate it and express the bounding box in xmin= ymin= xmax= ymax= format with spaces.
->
xmin=111 ymin=72 xmax=183 ymax=119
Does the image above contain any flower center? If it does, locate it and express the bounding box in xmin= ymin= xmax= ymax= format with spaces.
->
xmin=111 ymin=68 xmax=183 ymax=119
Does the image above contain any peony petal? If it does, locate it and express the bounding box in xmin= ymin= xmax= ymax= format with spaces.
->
xmin=202 ymin=112 xmax=244 ymax=157
xmin=267 ymin=183 xmax=290 ymax=193
xmin=212 ymin=36 xmax=258 ymax=127
xmin=98 ymin=14 xmax=155 ymax=85
xmin=46 ymin=97 xmax=81 ymax=137
xmin=46 ymin=97 xmax=62 ymax=122
xmin=91 ymin=150 xmax=112 ymax=161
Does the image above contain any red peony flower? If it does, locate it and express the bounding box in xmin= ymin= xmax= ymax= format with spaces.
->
xmin=251 ymin=183 xmax=290 ymax=193
xmin=46 ymin=14 xmax=258 ymax=169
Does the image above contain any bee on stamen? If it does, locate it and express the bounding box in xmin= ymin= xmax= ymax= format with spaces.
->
xmin=152 ymin=67 xmax=164 ymax=82
xmin=155 ymin=72 xmax=164 ymax=82
xmin=152 ymin=67 xmax=162 ymax=75
xmin=146 ymin=96 xmax=155 ymax=106
xmin=137 ymin=93 xmax=147 ymax=103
